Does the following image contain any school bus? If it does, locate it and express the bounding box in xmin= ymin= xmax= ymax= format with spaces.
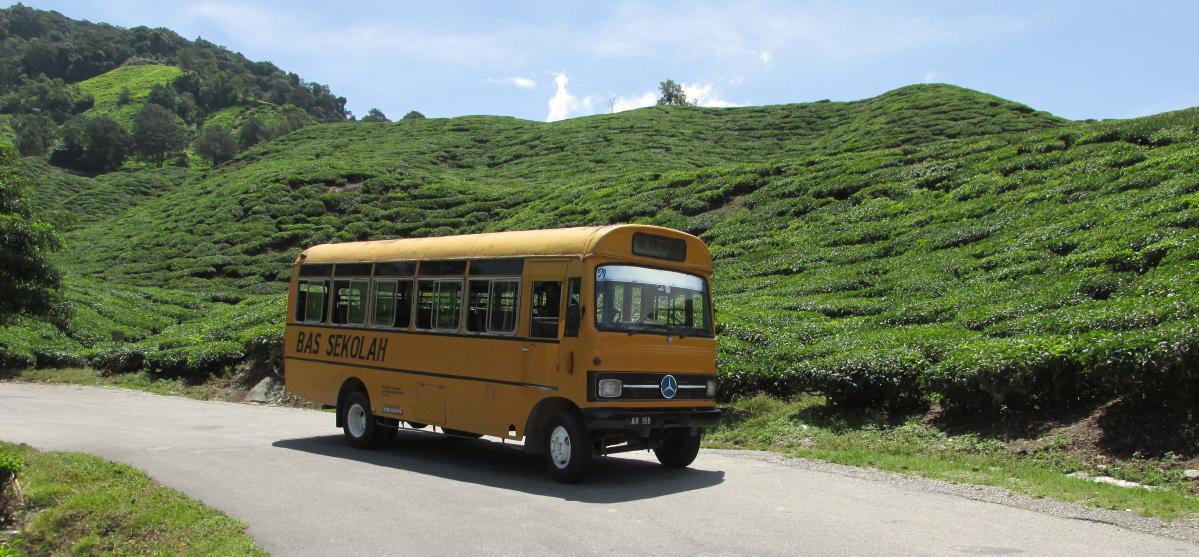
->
xmin=284 ymin=224 xmax=719 ymax=482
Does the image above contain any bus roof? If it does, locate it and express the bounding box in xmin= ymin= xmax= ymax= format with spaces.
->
xmin=296 ymin=225 xmax=713 ymax=271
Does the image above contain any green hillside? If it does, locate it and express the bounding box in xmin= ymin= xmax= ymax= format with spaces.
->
xmin=3 ymin=82 xmax=1197 ymax=420
xmin=77 ymin=63 xmax=186 ymax=128
xmin=0 ymin=5 xmax=348 ymax=121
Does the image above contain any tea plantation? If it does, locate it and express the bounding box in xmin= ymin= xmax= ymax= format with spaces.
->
xmin=3 ymin=83 xmax=1197 ymax=416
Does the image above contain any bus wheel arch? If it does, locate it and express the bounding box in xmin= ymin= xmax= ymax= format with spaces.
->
xmin=335 ymin=377 xmax=368 ymax=428
xmin=523 ymin=397 xmax=579 ymax=455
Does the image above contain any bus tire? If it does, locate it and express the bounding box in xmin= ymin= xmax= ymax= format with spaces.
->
xmin=342 ymin=391 xmax=382 ymax=450
xmin=543 ymin=412 xmax=591 ymax=483
xmin=654 ymin=432 xmax=702 ymax=468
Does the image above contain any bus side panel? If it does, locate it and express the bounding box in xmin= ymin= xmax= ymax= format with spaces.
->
xmin=443 ymin=380 xmax=542 ymax=438
xmin=283 ymin=357 xmax=345 ymax=407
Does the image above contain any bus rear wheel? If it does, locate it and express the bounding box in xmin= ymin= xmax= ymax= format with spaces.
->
xmin=654 ymin=432 xmax=702 ymax=468
xmin=543 ymin=412 xmax=591 ymax=483
xmin=342 ymin=391 xmax=387 ymax=449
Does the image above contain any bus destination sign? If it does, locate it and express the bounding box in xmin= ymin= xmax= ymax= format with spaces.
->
xmin=632 ymin=232 xmax=687 ymax=261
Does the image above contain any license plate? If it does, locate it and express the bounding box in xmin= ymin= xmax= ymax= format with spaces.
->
xmin=630 ymin=416 xmax=652 ymax=426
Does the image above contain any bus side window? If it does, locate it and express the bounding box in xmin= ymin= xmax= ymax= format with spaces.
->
xmin=416 ymin=280 xmax=435 ymax=329
xmin=466 ymin=280 xmax=490 ymax=333
xmin=530 ymin=281 xmax=561 ymax=339
xmin=564 ymin=277 xmax=581 ymax=337
xmin=490 ymin=280 xmax=519 ymax=334
xmin=332 ymin=279 xmax=368 ymax=325
xmin=395 ymin=280 xmax=413 ymax=328
xmin=434 ymin=280 xmax=463 ymax=330
xmin=296 ymin=280 xmax=328 ymax=323
xmin=371 ymin=280 xmax=397 ymax=327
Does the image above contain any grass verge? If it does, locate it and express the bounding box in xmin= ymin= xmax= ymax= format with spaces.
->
xmin=1 ymin=368 xmax=224 ymax=400
xmin=705 ymin=395 xmax=1199 ymax=522
xmin=0 ymin=441 xmax=265 ymax=556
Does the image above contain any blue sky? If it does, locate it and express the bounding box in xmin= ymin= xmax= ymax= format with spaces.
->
xmin=14 ymin=1 xmax=1199 ymax=122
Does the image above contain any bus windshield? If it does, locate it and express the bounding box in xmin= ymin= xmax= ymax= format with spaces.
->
xmin=594 ymin=265 xmax=711 ymax=336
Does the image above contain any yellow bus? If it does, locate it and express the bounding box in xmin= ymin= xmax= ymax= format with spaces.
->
xmin=284 ymin=224 xmax=719 ymax=482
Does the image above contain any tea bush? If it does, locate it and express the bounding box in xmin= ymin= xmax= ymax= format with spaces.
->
xmin=6 ymin=83 xmax=1199 ymax=415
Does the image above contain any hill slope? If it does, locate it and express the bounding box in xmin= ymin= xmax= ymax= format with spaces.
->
xmin=4 ymin=83 xmax=1197 ymax=418
xmin=61 ymin=84 xmax=1061 ymax=289
xmin=0 ymin=4 xmax=348 ymax=121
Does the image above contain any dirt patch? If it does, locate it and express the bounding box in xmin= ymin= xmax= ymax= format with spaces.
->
xmin=327 ymin=180 xmax=363 ymax=193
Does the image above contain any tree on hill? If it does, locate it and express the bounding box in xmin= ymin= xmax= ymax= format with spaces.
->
xmin=0 ymin=5 xmax=351 ymax=122
xmin=146 ymin=83 xmax=177 ymax=111
xmin=362 ymin=108 xmax=389 ymax=122
xmin=401 ymin=110 xmax=425 ymax=120
xmin=193 ymin=124 xmax=236 ymax=165
xmin=132 ymin=103 xmax=186 ymax=166
xmin=238 ymin=115 xmax=265 ymax=149
xmin=0 ymin=75 xmax=94 ymax=123
xmin=116 ymin=86 xmax=132 ymax=106
xmin=48 ymin=114 xmax=130 ymax=173
xmin=657 ymin=79 xmax=691 ymax=106
xmin=11 ymin=113 xmax=56 ymax=156
xmin=0 ymin=143 xmax=62 ymax=320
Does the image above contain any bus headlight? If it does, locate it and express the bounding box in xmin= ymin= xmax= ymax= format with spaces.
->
xmin=706 ymin=379 xmax=717 ymax=398
xmin=597 ymin=379 xmax=623 ymax=398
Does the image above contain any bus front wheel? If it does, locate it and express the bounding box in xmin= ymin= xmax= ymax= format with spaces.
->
xmin=342 ymin=391 xmax=389 ymax=449
xmin=543 ymin=412 xmax=591 ymax=483
xmin=654 ymin=432 xmax=702 ymax=468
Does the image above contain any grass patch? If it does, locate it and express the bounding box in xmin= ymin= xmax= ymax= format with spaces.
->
xmin=77 ymin=64 xmax=187 ymax=129
xmin=705 ymin=395 xmax=1199 ymax=521
xmin=0 ymin=441 xmax=265 ymax=556
xmin=1 ymin=368 xmax=225 ymax=400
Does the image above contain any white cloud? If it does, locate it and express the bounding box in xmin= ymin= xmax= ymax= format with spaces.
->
xmin=924 ymin=71 xmax=938 ymax=83
xmin=683 ymin=82 xmax=739 ymax=108
xmin=759 ymin=50 xmax=771 ymax=64
xmin=611 ymin=91 xmax=657 ymax=113
xmin=488 ymin=77 xmax=538 ymax=89
xmin=607 ymin=82 xmax=740 ymax=113
xmin=546 ymin=73 xmax=597 ymax=121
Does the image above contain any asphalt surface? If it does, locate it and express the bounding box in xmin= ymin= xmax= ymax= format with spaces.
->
xmin=1 ymin=383 xmax=1195 ymax=556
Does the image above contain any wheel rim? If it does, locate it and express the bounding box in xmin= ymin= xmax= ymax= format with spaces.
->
xmin=549 ymin=425 xmax=572 ymax=469
xmin=348 ymin=403 xmax=367 ymax=438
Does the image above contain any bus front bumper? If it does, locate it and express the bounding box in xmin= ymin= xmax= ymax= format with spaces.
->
xmin=581 ymin=407 xmax=721 ymax=430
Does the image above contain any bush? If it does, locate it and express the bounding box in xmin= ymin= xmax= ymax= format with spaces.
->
xmin=0 ymin=450 xmax=23 ymax=527
xmin=88 ymin=345 xmax=147 ymax=375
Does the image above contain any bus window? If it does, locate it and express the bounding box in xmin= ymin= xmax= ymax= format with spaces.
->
xmin=296 ymin=280 xmax=328 ymax=323
xmin=435 ymin=281 xmax=463 ymax=330
xmin=416 ymin=280 xmax=435 ymax=329
xmin=467 ymin=279 xmax=519 ymax=335
xmin=332 ymin=279 xmax=368 ymax=325
xmin=395 ymin=280 xmax=413 ymax=328
xmin=594 ymin=265 xmax=711 ymax=336
xmin=490 ymin=280 xmax=519 ymax=334
xmin=371 ymin=280 xmax=397 ymax=327
xmin=564 ymin=277 xmax=581 ymax=337
xmin=466 ymin=280 xmax=490 ymax=332
xmin=418 ymin=279 xmax=462 ymax=331
xmin=530 ymin=281 xmax=561 ymax=339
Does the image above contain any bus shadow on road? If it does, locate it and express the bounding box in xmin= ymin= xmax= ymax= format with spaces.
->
xmin=272 ymin=430 xmax=724 ymax=502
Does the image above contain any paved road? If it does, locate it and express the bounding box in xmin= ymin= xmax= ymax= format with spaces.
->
xmin=0 ymin=383 xmax=1194 ymax=556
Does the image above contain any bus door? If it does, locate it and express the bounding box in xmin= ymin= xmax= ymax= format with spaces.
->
xmin=524 ymin=259 xmax=567 ymax=389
